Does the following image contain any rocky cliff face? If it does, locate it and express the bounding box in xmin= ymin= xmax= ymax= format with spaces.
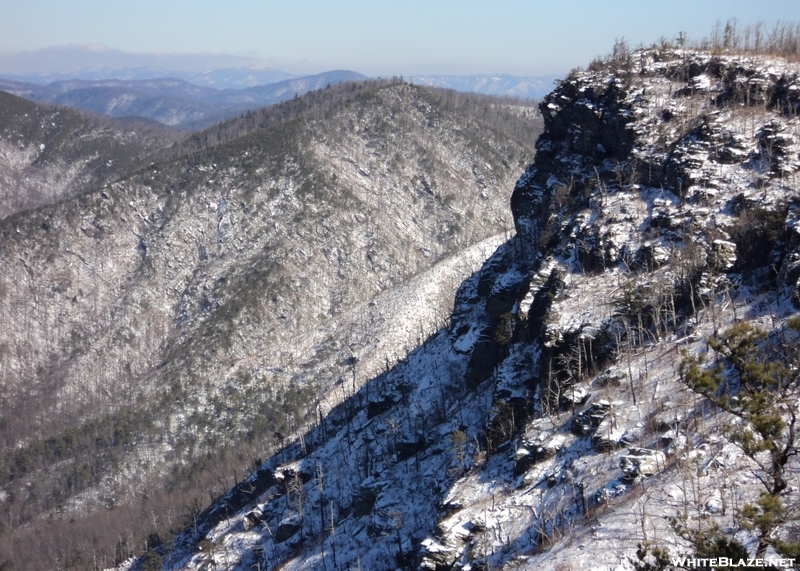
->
xmin=159 ymin=49 xmax=800 ymax=571
xmin=0 ymin=80 xmax=542 ymax=569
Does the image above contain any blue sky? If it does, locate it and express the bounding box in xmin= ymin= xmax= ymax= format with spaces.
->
xmin=0 ymin=0 xmax=798 ymax=76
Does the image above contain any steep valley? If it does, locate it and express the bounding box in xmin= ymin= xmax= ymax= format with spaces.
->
xmin=0 ymin=80 xmax=542 ymax=569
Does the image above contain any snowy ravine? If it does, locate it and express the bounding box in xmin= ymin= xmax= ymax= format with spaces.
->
xmin=151 ymin=48 xmax=800 ymax=571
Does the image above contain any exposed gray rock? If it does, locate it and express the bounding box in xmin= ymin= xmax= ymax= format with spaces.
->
xmin=166 ymin=47 xmax=800 ymax=571
xmin=757 ymin=120 xmax=800 ymax=176
xmin=619 ymin=448 xmax=666 ymax=480
xmin=559 ymin=385 xmax=591 ymax=408
xmin=352 ymin=477 xmax=387 ymax=517
xmin=595 ymin=369 xmax=626 ymax=388
xmin=275 ymin=517 xmax=301 ymax=543
xmin=420 ymin=539 xmax=459 ymax=571
xmin=638 ymin=241 xmax=671 ymax=268
xmin=592 ymin=417 xmax=630 ymax=451
xmin=396 ymin=434 xmax=427 ymax=461
xmin=243 ymin=507 xmax=265 ymax=530
xmin=536 ymin=433 xmax=568 ymax=461
xmin=571 ymin=400 xmax=612 ymax=436
xmin=709 ymin=239 xmax=737 ymax=271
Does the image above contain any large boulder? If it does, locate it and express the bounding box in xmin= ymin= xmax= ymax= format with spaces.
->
xmin=275 ymin=517 xmax=301 ymax=543
xmin=592 ymin=417 xmax=632 ymax=451
xmin=353 ymin=477 xmax=387 ymax=516
xmin=571 ymin=400 xmax=611 ymax=435
xmin=420 ymin=538 xmax=459 ymax=571
xmin=243 ymin=507 xmax=265 ymax=531
xmin=620 ymin=448 xmax=666 ymax=480
xmin=709 ymin=239 xmax=737 ymax=271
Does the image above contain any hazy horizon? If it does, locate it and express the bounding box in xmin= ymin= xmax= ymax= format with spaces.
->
xmin=1 ymin=1 xmax=797 ymax=79
xmin=0 ymin=44 xmax=560 ymax=80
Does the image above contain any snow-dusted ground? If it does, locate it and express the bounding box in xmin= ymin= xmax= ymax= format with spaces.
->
xmin=152 ymin=48 xmax=800 ymax=571
xmin=160 ymin=300 xmax=797 ymax=571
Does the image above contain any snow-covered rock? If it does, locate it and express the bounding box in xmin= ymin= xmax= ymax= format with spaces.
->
xmin=154 ymin=47 xmax=800 ymax=571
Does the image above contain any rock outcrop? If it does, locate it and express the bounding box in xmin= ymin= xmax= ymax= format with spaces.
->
xmin=162 ymin=47 xmax=800 ymax=571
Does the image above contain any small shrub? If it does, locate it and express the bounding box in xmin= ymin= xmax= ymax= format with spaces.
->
xmin=494 ymin=312 xmax=515 ymax=345
xmin=142 ymin=550 xmax=163 ymax=571
xmin=635 ymin=541 xmax=671 ymax=570
xmin=729 ymin=205 xmax=785 ymax=271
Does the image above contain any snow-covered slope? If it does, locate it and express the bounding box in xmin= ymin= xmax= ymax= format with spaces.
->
xmin=0 ymin=90 xmax=181 ymax=218
xmin=0 ymin=79 xmax=546 ymax=570
xmin=142 ymin=48 xmax=800 ymax=571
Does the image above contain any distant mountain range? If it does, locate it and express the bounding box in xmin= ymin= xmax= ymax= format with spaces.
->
xmin=0 ymin=44 xmax=293 ymax=88
xmin=409 ymin=73 xmax=557 ymax=99
xmin=0 ymin=71 xmax=368 ymax=129
xmin=0 ymin=65 xmax=297 ymax=90
xmin=1 ymin=44 xmax=559 ymax=92
xmin=4 ymin=69 xmax=557 ymax=98
xmin=0 ymin=46 xmax=556 ymax=130
xmin=0 ymin=70 xmax=553 ymax=130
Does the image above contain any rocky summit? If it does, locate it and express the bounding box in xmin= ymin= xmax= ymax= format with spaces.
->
xmin=152 ymin=47 xmax=800 ymax=571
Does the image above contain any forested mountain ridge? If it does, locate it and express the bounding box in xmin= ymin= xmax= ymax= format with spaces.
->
xmin=0 ymin=90 xmax=183 ymax=218
xmin=154 ymin=44 xmax=800 ymax=571
xmin=0 ymin=79 xmax=543 ymax=569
